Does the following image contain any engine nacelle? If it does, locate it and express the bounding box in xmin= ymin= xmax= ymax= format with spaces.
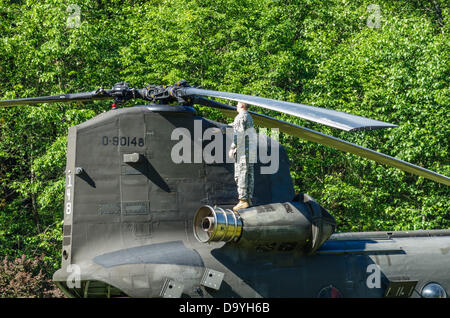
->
xmin=193 ymin=195 xmax=336 ymax=254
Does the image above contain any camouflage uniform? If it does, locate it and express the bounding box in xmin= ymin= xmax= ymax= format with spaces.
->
xmin=230 ymin=111 xmax=255 ymax=201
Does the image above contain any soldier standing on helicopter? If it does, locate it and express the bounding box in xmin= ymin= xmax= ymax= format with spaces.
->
xmin=228 ymin=101 xmax=255 ymax=211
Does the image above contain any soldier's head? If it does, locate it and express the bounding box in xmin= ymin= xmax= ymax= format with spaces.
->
xmin=237 ymin=102 xmax=249 ymax=113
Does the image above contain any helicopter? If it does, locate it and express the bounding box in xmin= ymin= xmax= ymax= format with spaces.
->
xmin=1 ymin=80 xmax=449 ymax=298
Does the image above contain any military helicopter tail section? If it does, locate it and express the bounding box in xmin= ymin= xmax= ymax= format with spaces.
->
xmin=52 ymin=104 xmax=295 ymax=298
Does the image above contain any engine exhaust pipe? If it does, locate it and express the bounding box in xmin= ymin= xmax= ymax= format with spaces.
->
xmin=193 ymin=206 xmax=243 ymax=243
xmin=193 ymin=197 xmax=336 ymax=254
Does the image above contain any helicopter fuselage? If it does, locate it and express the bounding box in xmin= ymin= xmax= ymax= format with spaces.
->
xmin=52 ymin=105 xmax=450 ymax=298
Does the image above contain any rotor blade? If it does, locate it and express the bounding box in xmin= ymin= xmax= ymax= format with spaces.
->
xmin=0 ymin=90 xmax=113 ymax=107
xmin=193 ymin=97 xmax=449 ymax=186
xmin=184 ymin=87 xmax=397 ymax=132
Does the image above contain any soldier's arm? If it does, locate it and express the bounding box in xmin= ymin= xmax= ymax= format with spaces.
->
xmin=231 ymin=114 xmax=246 ymax=150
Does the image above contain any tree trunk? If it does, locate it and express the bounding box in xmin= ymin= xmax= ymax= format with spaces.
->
xmin=29 ymin=135 xmax=41 ymax=233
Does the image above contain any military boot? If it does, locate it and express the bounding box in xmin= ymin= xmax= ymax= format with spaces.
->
xmin=233 ymin=199 xmax=252 ymax=212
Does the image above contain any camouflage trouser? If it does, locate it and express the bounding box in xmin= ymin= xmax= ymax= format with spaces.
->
xmin=234 ymin=162 xmax=254 ymax=200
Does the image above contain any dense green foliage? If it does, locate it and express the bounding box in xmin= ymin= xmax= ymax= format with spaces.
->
xmin=0 ymin=0 xmax=449 ymax=292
